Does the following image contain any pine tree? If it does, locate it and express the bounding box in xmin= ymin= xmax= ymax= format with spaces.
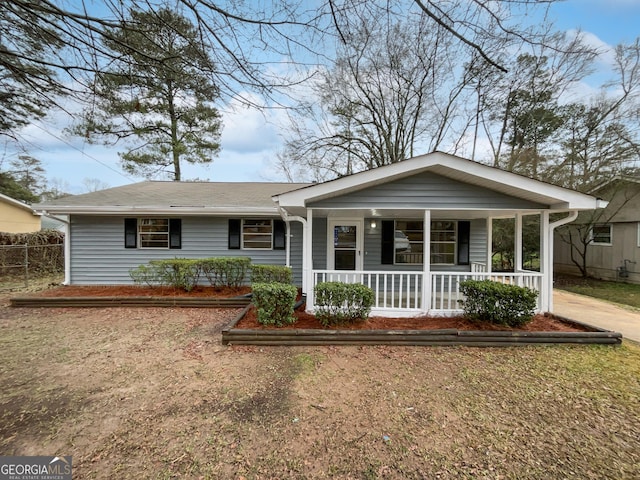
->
xmin=74 ymin=7 xmax=222 ymax=181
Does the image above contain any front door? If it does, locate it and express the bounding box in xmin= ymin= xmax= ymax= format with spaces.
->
xmin=328 ymin=219 xmax=363 ymax=270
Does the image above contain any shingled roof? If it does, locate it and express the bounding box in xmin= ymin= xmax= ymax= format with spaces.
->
xmin=36 ymin=181 xmax=310 ymax=215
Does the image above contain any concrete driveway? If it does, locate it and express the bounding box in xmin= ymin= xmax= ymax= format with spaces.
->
xmin=553 ymin=289 xmax=640 ymax=343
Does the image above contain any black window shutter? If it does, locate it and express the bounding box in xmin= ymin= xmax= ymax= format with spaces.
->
xmin=169 ymin=219 xmax=182 ymax=249
xmin=273 ymin=220 xmax=286 ymax=250
xmin=124 ymin=218 xmax=137 ymax=248
xmin=381 ymin=220 xmax=395 ymax=265
xmin=228 ymin=219 xmax=241 ymax=249
xmin=457 ymin=221 xmax=470 ymax=265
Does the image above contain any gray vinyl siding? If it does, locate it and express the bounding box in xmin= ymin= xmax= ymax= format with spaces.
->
xmin=309 ymin=172 xmax=546 ymax=210
xmin=469 ymin=218 xmax=487 ymax=265
xmin=69 ymin=215 xmax=303 ymax=285
xmin=312 ymin=217 xmax=327 ymax=270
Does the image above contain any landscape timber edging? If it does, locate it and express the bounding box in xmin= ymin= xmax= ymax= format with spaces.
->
xmin=221 ymin=309 xmax=623 ymax=347
xmin=9 ymin=296 xmax=252 ymax=308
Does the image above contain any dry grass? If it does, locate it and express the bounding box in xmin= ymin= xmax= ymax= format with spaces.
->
xmin=1 ymin=295 xmax=639 ymax=479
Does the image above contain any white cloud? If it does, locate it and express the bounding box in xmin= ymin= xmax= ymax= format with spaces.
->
xmin=220 ymin=99 xmax=281 ymax=154
xmin=566 ymin=29 xmax=617 ymax=67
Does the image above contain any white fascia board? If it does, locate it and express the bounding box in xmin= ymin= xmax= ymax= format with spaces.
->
xmin=36 ymin=206 xmax=280 ymax=216
xmin=0 ymin=192 xmax=37 ymax=213
xmin=456 ymin=162 xmax=598 ymax=209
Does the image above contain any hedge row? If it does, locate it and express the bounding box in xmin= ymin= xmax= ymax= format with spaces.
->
xmin=0 ymin=230 xmax=64 ymax=246
xmin=129 ymin=257 xmax=292 ymax=291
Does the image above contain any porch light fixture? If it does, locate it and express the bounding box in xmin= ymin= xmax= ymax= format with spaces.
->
xmin=370 ymin=220 xmax=377 ymax=229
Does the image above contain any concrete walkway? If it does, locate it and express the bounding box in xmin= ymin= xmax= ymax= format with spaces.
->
xmin=553 ymin=289 xmax=640 ymax=343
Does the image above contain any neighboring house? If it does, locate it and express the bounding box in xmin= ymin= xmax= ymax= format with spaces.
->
xmin=0 ymin=192 xmax=41 ymax=233
xmin=36 ymin=152 xmax=604 ymax=316
xmin=555 ymin=177 xmax=640 ymax=283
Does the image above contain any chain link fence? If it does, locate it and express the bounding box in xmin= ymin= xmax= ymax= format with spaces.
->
xmin=0 ymin=243 xmax=64 ymax=289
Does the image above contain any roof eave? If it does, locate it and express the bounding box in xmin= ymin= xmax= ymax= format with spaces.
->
xmin=36 ymin=206 xmax=280 ymax=216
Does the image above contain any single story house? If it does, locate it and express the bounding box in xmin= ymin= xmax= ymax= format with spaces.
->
xmin=0 ymin=192 xmax=41 ymax=233
xmin=36 ymin=152 xmax=605 ymax=317
xmin=555 ymin=176 xmax=640 ymax=283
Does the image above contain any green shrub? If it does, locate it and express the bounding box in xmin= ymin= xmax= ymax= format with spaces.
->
xmin=129 ymin=264 xmax=162 ymax=287
xmin=314 ymin=282 xmax=374 ymax=326
xmin=252 ymin=282 xmax=298 ymax=326
xmin=200 ymin=257 xmax=251 ymax=288
xmin=459 ymin=279 xmax=538 ymax=327
xmin=250 ymin=264 xmax=293 ymax=284
xmin=149 ymin=258 xmax=201 ymax=291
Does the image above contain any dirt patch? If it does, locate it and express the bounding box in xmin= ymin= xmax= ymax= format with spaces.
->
xmin=1 ymin=296 xmax=638 ymax=479
xmin=236 ymin=307 xmax=592 ymax=332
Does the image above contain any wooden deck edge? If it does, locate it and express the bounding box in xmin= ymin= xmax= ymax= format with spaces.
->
xmin=221 ymin=328 xmax=622 ymax=346
xmin=222 ymin=310 xmax=622 ymax=346
xmin=9 ymin=296 xmax=252 ymax=308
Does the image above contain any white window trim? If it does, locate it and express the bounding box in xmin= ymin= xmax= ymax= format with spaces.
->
xmin=590 ymin=224 xmax=612 ymax=246
xmin=138 ymin=218 xmax=170 ymax=249
xmin=242 ymin=219 xmax=274 ymax=250
xmin=637 ymin=223 xmax=640 ymax=247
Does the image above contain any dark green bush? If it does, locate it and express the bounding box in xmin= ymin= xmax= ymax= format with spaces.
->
xmin=314 ymin=282 xmax=374 ymax=326
xmin=459 ymin=279 xmax=538 ymax=327
xmin=199 ymin=257 xmax=251 ymax=288
xmin=250 ymin=264 xmax=293 ymax=284
xmin=129 ymin=258 xmax=200 ymax=291
xmin=252 ymin=282 xmax=298 ymax=326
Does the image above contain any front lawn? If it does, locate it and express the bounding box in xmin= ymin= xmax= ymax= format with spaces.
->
xmin=1 ymin=296 xmax=639 ymax=478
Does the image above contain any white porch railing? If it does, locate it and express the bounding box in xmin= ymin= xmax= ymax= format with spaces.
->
xmin=313 ymin=270 xmax=423 ymax=309
xmin=430 ymin=271 xmax=543 ymax=312
xmin=470 ymin=262 xmax=487 ymax=273
xmin=312 ymin=269 xmax=543 ymax=315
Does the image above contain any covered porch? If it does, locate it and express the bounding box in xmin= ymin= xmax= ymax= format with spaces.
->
xmin=272 ymin=152 xmax=606 ymax=317
xmin=302 ymin=209 xmax=550 ymax=317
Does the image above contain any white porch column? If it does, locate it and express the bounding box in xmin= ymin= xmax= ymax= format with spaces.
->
xmin=514 ymin=213 xmax=523 ymax=273
xmin=540 ymin=211 xmax=550 ymax=312
xmin=486 ymin=217 xmax=493 ymax=273
xmin=421 ymin=210 xmax=431 ymax=312
xmin=305 ymin=208 xmax=314 ymax=311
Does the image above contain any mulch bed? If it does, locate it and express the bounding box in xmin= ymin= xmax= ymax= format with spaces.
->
xmin=34 ymin=285 xmax=252 ymax=298
xmin=29 ymin=285 xmax=591 ymax=333
xmin=235 ymin=307 xmax=592 ymax=332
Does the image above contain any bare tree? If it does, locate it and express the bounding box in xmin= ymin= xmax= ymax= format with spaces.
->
xmin=279 ymin=11 xmax=475 ymax=180
xmin=82 ymin=178 xmax=110 ymax=193
xmin=2 ymin=0 xmax=564 ymax=139
xmin=474 ymin=32 xmax=597 ymax=171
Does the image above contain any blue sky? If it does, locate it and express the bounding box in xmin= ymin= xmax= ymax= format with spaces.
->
xmin=9 ymin=0 xmax=640 ymax=194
